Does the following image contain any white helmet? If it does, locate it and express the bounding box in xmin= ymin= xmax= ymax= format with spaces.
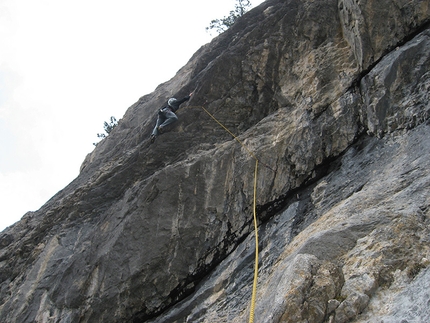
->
xmin=168 ymin=98 xmax=177 ymax=107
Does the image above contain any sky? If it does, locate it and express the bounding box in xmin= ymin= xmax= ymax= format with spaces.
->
xmin=0 ymin=0 xmax=265 ymax=231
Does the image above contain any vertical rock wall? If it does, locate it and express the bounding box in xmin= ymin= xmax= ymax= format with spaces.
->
xmin=0 ymin=0 xmax=429 ymax=322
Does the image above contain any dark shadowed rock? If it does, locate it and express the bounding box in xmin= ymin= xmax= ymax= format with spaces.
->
xmin=0 ymin=0 xmax=429 ymax=322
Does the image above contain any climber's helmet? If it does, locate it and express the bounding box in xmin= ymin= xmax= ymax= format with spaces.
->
xmin=168 ymin=98 xmax=177 ymax=107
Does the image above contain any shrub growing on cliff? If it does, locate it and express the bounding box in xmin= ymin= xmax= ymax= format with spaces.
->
xmin=206 ymin=0 xmax=252 ymax=35
xmin=93 ymin=116 xmax=118 ymax=146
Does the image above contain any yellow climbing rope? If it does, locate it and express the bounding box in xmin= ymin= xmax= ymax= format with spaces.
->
xmin=199 ymin=106 xmax=259 ymax=161
xmin=197 ymin=105 xmax=260 ymax=323
xmin=249 ymin=158 xmax=259 ymax=323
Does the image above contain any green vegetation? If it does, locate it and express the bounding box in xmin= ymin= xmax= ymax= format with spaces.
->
xmin=93 ymin=116 xmax=118 ymax=146
xmin=206 ymin=0 xmax=252 ymax=35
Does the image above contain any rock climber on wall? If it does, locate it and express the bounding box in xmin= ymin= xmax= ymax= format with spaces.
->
xmin=150 ymin=92 xmax=193 ymax=143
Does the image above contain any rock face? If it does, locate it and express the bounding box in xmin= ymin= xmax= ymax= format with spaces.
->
xmin=0 ymin=0 xmax=429 ymax=322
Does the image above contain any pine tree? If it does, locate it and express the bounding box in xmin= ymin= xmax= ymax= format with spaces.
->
xmin=206 ymin=0 xmax=252 ymax=35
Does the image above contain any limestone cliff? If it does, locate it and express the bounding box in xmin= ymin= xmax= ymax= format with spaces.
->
xmin=1 ymin=0 xmax=429 ymax=322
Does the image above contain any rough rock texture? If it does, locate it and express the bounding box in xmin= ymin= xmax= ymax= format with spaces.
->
xmin=0 ymin=0 xmax=429 ymax=322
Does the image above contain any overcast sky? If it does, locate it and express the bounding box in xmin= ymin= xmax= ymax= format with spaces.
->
xmin=0 ymin=0 xmax=265 ymax=231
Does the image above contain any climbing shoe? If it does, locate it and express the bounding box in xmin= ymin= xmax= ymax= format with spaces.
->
xmin=150 ymin=135 xmax=156 ymax=143
xmin=157 ymin=126 xmax=164 ymax=134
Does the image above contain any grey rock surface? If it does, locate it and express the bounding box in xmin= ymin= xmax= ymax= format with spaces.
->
xmin=0 ymin=0 xmax=429 ymax=322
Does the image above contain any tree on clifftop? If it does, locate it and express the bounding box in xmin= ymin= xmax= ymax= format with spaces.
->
xmin=206 ymin=0 xmax=252 ymax=35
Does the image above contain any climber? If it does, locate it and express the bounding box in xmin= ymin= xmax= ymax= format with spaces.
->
xmin=150 ymin=92 xmax=193 ymax=143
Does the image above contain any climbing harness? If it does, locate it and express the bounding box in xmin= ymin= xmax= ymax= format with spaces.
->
xmin=195 ymin=104 xmax=262 ymax=323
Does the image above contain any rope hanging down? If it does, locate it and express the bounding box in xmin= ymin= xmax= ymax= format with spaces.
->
xmin=249 ymin=158 xmax=259 ymax=323
xmin=195 ymin=105 xmax=260 ymax=323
